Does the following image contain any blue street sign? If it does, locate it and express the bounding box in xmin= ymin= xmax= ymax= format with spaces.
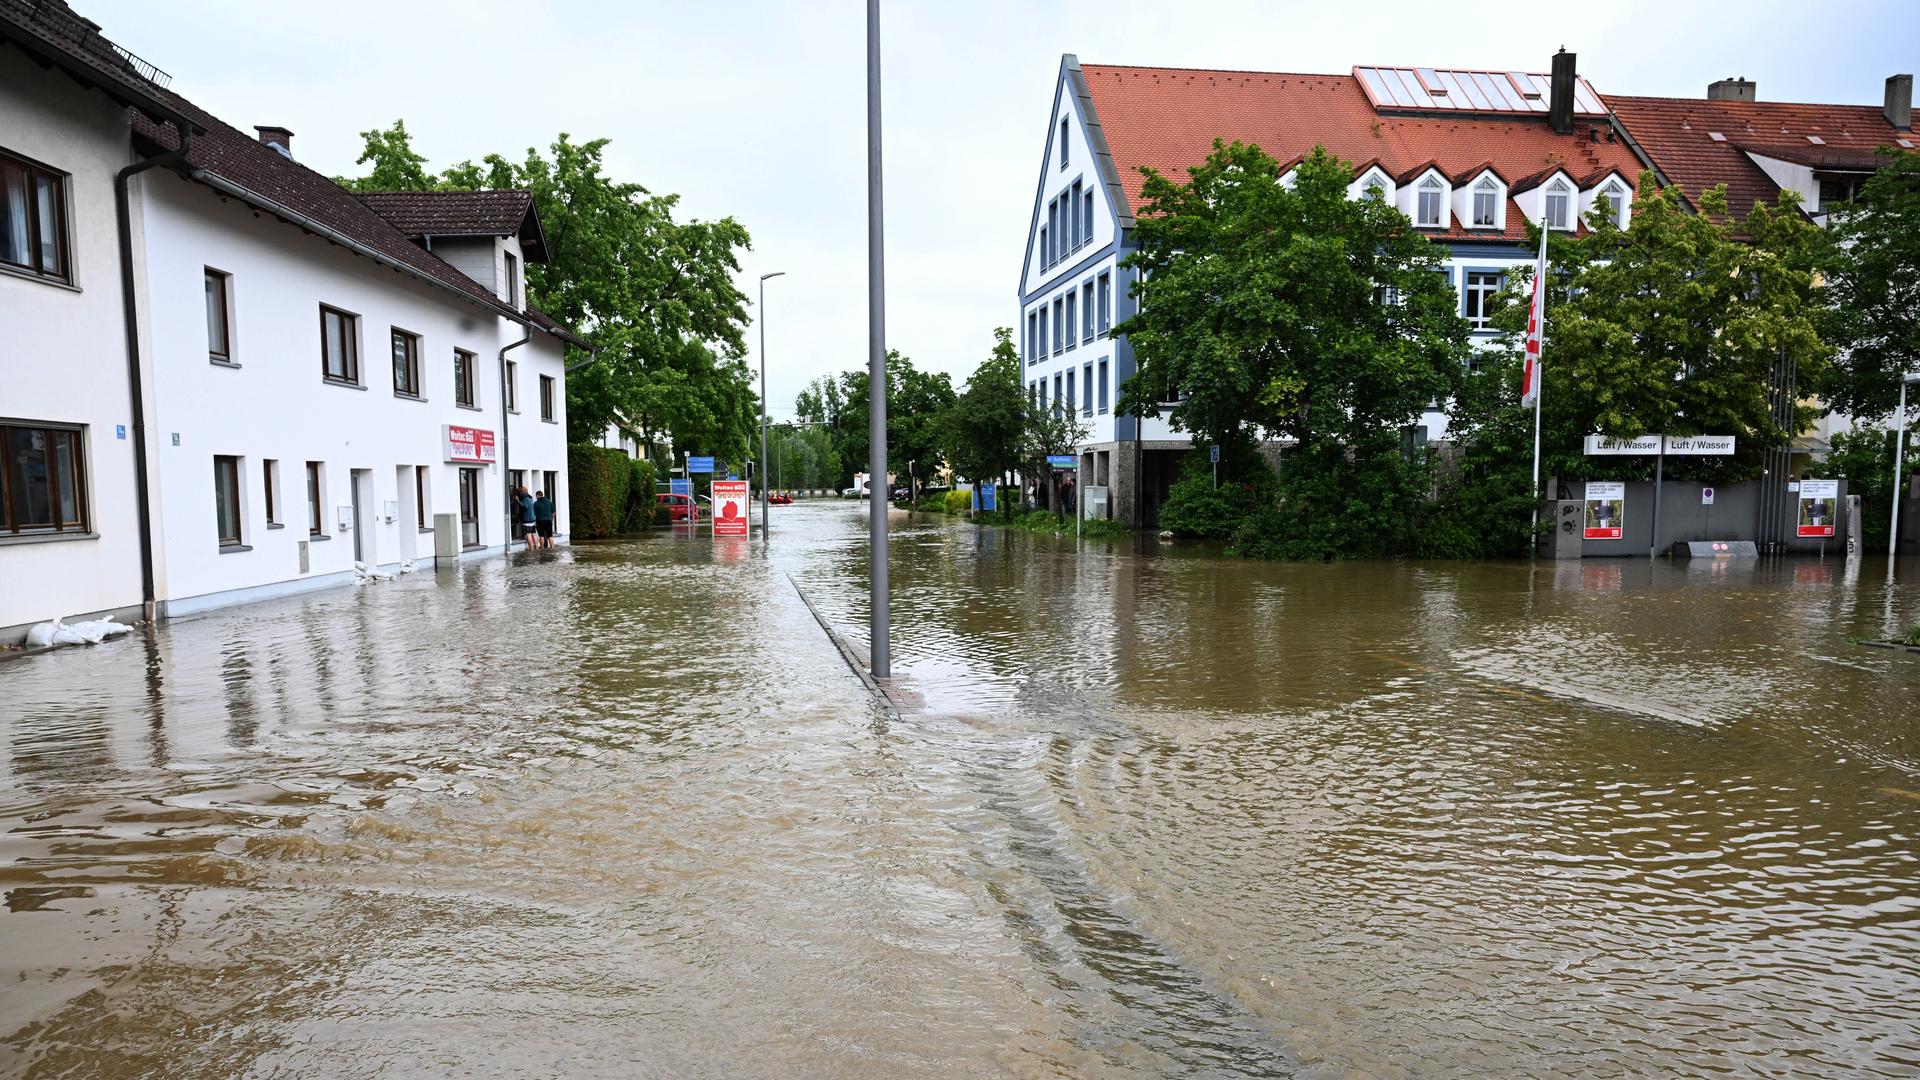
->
xmin=669 ymin=478 xmax=692 ymax=497
xmin=687 ymin=456 xmax=716 ymax=473
xmin=1047 ymin=454 xmax=1077 ymax=469
xmin=115 ymin=424 xmax=126 ymax=440
xmin=727 ymin=473 xmax=737 ymax=481
xmin=980 ymin=483 xmax=996 ymax=511
xmin=1210 ymin=444 xmax=1220 ymax=463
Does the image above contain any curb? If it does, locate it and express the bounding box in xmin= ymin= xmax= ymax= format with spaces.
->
xmin=787 ymin=573 xmax=901 ymax=720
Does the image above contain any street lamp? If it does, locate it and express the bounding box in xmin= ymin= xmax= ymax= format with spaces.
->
xmin=759 ymin=270 xmax=785 ymax=540
xmin=1890 ymin=372 xmax=1920 ymax=566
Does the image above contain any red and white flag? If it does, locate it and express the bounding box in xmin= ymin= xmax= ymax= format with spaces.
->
xmin=1520 ymin=227 xmax=1548 ymax=408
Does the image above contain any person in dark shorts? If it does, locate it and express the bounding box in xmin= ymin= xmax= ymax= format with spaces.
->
xmin=534 ymin=490 xmax=554 ymax=548
xmin=515 ymin=485 xmax=537 ymax=547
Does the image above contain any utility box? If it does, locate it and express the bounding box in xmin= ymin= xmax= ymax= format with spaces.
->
xmin=1083 ymin=486 xmax=1110 ymax=521
xmin=1545 ymin=499 xmax=1583 ymax=559
xmin=433 ymin=512 xmax=462 ymax=563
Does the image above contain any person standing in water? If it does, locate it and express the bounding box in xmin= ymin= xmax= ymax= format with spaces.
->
xmin=533 ymin=490 xmax=554 ymax=549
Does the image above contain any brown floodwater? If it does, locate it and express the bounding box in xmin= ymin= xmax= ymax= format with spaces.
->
xmin=3 ymin=501 xmax=1919 ymax=1077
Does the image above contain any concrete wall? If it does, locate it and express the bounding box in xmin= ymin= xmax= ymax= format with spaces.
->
xmin=0 ymin=43 xmax=149 ymax=640
xmin=1574 ymin=478 xmax=1850 ymax=556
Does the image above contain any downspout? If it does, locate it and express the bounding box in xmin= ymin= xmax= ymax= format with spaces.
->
xmin=115 ymin=119 xmax=192 ymax=627
xmin=499 ymin=322 xmax=532 ymax=551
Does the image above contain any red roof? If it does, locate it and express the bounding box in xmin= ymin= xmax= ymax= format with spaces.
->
xmin=1609 ymin=95 xmax=1908 ymax=218
xmin=1077 ymin=63 xmax=1645 ymax=240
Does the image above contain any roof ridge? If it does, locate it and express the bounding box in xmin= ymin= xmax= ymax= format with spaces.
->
xmin=1080 ymin=61 xmax=1352 ymax=81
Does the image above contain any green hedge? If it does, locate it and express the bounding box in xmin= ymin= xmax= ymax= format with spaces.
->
xmin=568 ymin=444 xmax=656 ymax=538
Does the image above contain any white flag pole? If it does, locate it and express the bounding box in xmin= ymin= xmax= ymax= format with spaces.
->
xmin=1526 ymin=227 xmax=1548 ymax=552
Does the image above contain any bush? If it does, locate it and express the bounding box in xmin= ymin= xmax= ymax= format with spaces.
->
xmin=944 ymin=489 xmax=972 ymax=514
xmin=621 ymin=457 xmax=656 ymax=530
xmin=1158 ymin=447 xmax=1278 ymax=539
xmin=568 ymin=444 xmax=656 ymax=538
xmin=1227 ymin=434 xmax=1440 ymax=560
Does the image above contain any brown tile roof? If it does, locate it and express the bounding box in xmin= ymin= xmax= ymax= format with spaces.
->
xmin=1077 ymin=62 xmax=1646 ymax=242
xmin=1609 ymin=94 xmax=1908 ymax=218
xmin=357 ymin=190 xmax=549 ymax=261
xmin=525 ymin=304 xmax=590 ymax=351
xmin=0 ymin=0 xmax=192 ymax=126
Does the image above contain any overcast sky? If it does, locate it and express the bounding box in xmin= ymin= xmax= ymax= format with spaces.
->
xmin=87 ymin=0 xmax=1917 ymax=421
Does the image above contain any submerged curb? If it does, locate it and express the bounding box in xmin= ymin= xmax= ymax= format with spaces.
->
xmin=787 ymin=573 xmax=902 ymax=720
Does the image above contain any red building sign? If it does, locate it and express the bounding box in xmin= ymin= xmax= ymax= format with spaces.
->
xmin=443 ymin=425 xmax=497 ymax=464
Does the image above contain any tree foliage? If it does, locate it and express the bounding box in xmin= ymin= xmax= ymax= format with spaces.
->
xmin=798 ymin=352 xmax=954 ymax=495
xmin=939 ymin=328 xmax=1028 ymax=486
xmin=1820 ymin=148 xmax=1920 ymax=424
xmin=337 ymin=121 xmax=758 ymax=463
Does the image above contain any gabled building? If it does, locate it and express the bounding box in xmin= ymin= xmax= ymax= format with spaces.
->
xmin=0 ymin=0 xmax=587 ymax=640
xmin=1021 ymin=52 xmax=1645 ymax=526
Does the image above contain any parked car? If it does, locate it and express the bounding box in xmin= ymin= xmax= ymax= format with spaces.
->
xmin=656 ymin=492 xmax=698 ymax=523
xmin=842 ymin=481 xmax=870 ymax=498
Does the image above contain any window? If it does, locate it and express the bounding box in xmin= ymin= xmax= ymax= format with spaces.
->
xmin=506 ymin=360 xmax=518 ymax=412
xmin=1082 ymin=362 xmax=1093 ymax=416
xmin=1601 ymin=183 xmax=1630 ymax=229
xmin=1464 ymin=271 xmax=1504 ymax=330
xmin=539 ymin=374 xmax=556 ymax=422
xmin=1819 ymin=176 xmax=1864 ymax=211
xmin=1064 ymin=291 xmax=1077 ymax=351
xmin=1416 ymin=175 xmax=1445 ymax=228
xmin=205 ymin=268 xmax=232 ymax=362
xmin=1037 ymin=307 xmax=1048 ymax=361
xmin=263 ymin=459 xmax=280 ymax=525
xmin=1039 ymin=224 xmax=1049 ymax=269
xmin=214 ymin=455 xmax=242 ymax=546
xmin=1472 ymin=176 xmax=1500 ymax=228
xmin=415 ymin=466 xmax=431 ymax=528
xmin=0 ymin=149 xmax=69 ymax=282
xmin=504 ymin=250 xmax=519 ymax=307
xmin=306 ymin=461 xmax=324 ymax=535
xmin=320 ymin=305 xmax=359 ymax=384
xmin=0 ymin=422 xmax=87 ymax=534
xmin=1053 ymin=298 xmax=1064 ymax=354
xmin=1027 ymin=311 xmax=1038 ymax=364
xmin=1060 ymin=117 xmax=1069 ymax=169
xmin=454 ymin=348 xmax=477 ymax=407
xmin=1083 ymin=188 xmax=1095 ymax=245
xmin=1071 ymin=179 xmax=1083 ymax=248
xmin=1082 ymin=280 xmax=1094 ymax=342
xmin=1544 ymin=180 xmax=1571 ymax=230
xmin=1097 ymin=272 xmax=1111 ymax=333
xmin=1065 ymin=370 xmax=1075 ymax=414
xmin=1053 ymin=373 xmax=1063 ymax=416
xmin=458 ymin=468 xmax=480 ymax=548
xmin=1097 ymin=359 xmax=1109 ymax=413
xmin=391 ymin=328 xmax=421 ymax=397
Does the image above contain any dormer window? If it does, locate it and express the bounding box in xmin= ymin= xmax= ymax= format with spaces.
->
xmin=504 ymin=249 xmax=519 ymax=307
xmin=1544 ymin=179 xmax=1572 ymax=231
xmin=1352 ymin=168 xmax=1393 ymax=204
xmin=1416 ymin=175 xmax=1445 ymax=227
xmin=1600 ymin=181 xmax=1630 ymax=229
xmin=1472 ymin=176 xmax=1500 ymax=227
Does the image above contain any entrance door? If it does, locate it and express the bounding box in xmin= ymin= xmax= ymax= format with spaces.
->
xmin=459 ymin=468 xmax=480 ymax=548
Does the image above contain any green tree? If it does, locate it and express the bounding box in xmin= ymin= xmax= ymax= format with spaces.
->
xmin=1117 ymin=142 xmax=1470 ymax=557
xmin=826 ymin=351 xmax=953 ymax=498
xmin=1820 ymin=148 xmax=1920 ymax=424
xmin=338 ymin=122 xmax=758 ymax=460
xmin=940 ymin=327 xmax=1029 ymax=490
xmin=1824 ymin=427 xmax=1920 ymax=553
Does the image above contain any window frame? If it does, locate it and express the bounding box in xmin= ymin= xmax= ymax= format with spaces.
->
xmin=306 ymin=460 xmax=325 ymax=536
xmin=454 ymin=347 xmax=478 ymax=408
xmin=539 ymin=374 xmax=556 ymax=422
xmin=0 ymin=148 xmax=72 ymax=283
xmin=263 ymin=458 xmax=280 ymax=526
xmin=458 ymin=467 xmax=481 ymax=548
xmin=390 ymin=326 xmax=422 ymax=398
xmin=415 ymin=465 xmax=431 ymax=530
xmin=1060 ymin=117 xmax=1069 ymax=170
xmin=1082 ymin=362 xmax=1093 ymax=417
xmin=0 ymin=420 xmax=89 ymax=535
xmin=214 ymin=454 xmax=243 ymax=547
xmin=1097 ymin=272 xmax=1111 ymax=334
xmin=204 ymin=267 xmax=234 ymax=364
xmin=1052 ymin=297 xmax=1064 ymax=355
xmin=1471 ymin=175 xmax=1501 ymax=229
xmin=503 ymin=249 xmax=520 ymax=307
xmin=505 ymin=359 xmax=519 ymax=413
xmin=1082 ymin=280 xmax=1095 ymax=343
xmin=1544 ymin=179 xmax=1572 ymax=231
xmin=1462 ymin=269 xmax=1505 ymax=331
xmin=1097 ymin=359 xmax=1109 ymax=414
xmin=1601 ymin=182 xmax=1630 ymax=229
xmin=319 ymin=304 xmax=361 ymax=385
xmin=1415 ymin=174 xmax=1446 ymax=228
xmin=1064 ymin=291 xmax=1077 ymax=351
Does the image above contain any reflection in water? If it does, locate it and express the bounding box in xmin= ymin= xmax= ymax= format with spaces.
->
xmin=2 ymin=502 xmax=1918 ymax=1077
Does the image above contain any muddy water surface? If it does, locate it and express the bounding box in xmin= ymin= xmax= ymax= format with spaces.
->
xmin=3 ymin=501 xmax=1919 ymax=1077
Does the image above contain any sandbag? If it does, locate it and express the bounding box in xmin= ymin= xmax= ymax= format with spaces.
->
xmin=25 ymin=620 xmax=58 ymax=647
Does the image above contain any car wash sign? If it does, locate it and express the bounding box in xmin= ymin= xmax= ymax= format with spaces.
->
xmin=711 ymin=478 xmax=749 ymax=537
xmin=443 ymin=425 xmax=497 ymax=464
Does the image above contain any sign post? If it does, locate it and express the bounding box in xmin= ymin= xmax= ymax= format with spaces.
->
xmin=1210 ymin=443 xmax=1220 ymax=490
xmin=711 ymin=478 xmax=749 ymax=538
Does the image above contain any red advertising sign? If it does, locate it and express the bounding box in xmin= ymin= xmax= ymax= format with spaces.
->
xmin=1797 ymin=479 xmax=1838 ymax=537
xmin=443 ymin=425 xmax=497 ymax=464
xmin=711 ymin=479 xmax=749 ymax=537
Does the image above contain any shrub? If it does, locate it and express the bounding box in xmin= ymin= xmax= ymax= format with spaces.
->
xmin=944 ymin=489 xmax=972 ymax=514
xmin=1158 ymin=448 xmax=1278 ymax=539
xmin=622 ymin=457 xmax=656 ymax=530
xmin=567 ymin=444 xmax=655 ymax=538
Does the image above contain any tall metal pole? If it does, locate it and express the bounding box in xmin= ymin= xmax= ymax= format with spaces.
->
xmin=1892 ymin=377 xmax=1913 ymax=570
xmin=866 ymin=0 xmax=890 ymax=679
xmin=759 ymin=271 xmax=784 ymax=541
xmin=1650 ymin=438 xmax=1664 ymax=561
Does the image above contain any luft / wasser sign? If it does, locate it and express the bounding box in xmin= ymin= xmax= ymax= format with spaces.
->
xmin=1583 ymin=434 xmax=1736 ymax=456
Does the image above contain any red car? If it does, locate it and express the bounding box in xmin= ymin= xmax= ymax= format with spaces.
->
xmin=656 ymin=492 xmax=699 ymax=522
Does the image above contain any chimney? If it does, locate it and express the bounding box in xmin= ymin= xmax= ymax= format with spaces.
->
xmin=1888 ymin=74 xmax=1914 ymax=131
xmin=254 ymin=126 xmax=294 ymax=160
xmin=1707 ymin=77 xmax=1756 ymax=103
xmin=1549 ymin=49 xmax=1576 ymax=135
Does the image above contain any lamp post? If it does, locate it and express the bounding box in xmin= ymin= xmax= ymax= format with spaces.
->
xmin=1890 ymin=372 xmax=1920 ymax=568
xmin=759 ymin=270 xmax=785 ymax=540
xmin=866 ymin=0 xmax=890 ymax=679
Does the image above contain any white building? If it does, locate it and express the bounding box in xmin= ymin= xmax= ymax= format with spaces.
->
xmin=1021 ymin=53 xmax=1643 ymax=526
xmin=0 ymin=0 xmax=583 ymax=640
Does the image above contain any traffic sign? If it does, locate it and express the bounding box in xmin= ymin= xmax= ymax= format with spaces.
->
xmin=1701 ymin=486 xmax=1715 ymax=505
xmin=1210 ymin=444 xmax=1220 ymax=463
xmin=688 ymin=456 xmax=716 ymax=473
xmin=669 ymin=478 xmax=691 ymax=497
xmin=711 ymin=479 xmax=749 ymax=537
xmin=1047 ymin=454 xmax=1077 ymax=470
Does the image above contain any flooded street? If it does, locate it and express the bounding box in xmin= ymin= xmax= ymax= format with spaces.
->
xmin=4 ymin=501 xmax=1920 ymax=1078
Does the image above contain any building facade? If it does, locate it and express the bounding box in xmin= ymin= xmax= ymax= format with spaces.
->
xmin=0 ymin=0 xmax=583 ymax=640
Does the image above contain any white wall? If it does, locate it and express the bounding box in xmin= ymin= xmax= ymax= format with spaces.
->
xmin=0 ymin=44 xmax=150 ymax=637
xmin=138 ymin=171 xmax=567 ymax=614
xmin=1021 ymin=72 xmax=1119 ymax=299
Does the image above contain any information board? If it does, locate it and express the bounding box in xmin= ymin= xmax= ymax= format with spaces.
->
xmin=687 ymin=456 xmax=716 ymax=474
xmin=1797 ymin=479 xmax=1838 ymax=537
xmin=711 ymin=479 xmax=749 ymax=537
xmin=1584 ymin=481 xmax=1625 ymax=540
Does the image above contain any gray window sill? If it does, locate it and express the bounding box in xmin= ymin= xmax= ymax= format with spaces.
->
xmin=219 ymin=543 xmax=253 ymax=554
xmin=508 ymin=408 xmax=520 ymax=415
xmin=325 ymin=378 xmax=367 ymax=391
xmin=210 ymin=357 xmax=240 ymax=369
xmin=418 ymin=527 xmax=434 ymax=534
xmin=0 ymin=263 xmax=78 ymax=291
xmin=266 ymin=522 xmax=285 ymax=530
xmin=308 ymin=533 xmax=331 ymax=541
xmin=395 ymin=391 xmax=427 ymax=402
xmin=541 ymin=417 xmax=558 ymax=425
xmin=456 ymin=402 xmax=482 ymax=412
xmin=0 ymin=530 xmax=97 ymax=547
